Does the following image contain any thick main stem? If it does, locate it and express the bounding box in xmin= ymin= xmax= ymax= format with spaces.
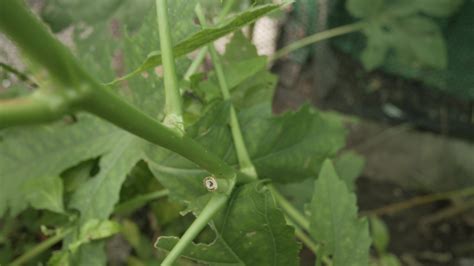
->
xmin=160 ymin=193 xmax=228 ymax=266
xmin=156 ymin=0 xmax=183 ymax=131
xmin=269 ymin=21 xmax=367 ymax=62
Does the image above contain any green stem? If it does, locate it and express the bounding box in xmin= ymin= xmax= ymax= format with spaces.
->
xmin=0 ymin=93 xmax=66 ymax=128
xmin=114 ymin=189 xmax=169 ymax=214
xmin=161 ymin=193 xmax=228 ymax=265
xmin=196 ymin=4 xmax=257 ymax=178
xmin=269 ymin=185 xmax=310 ymax=232
xmin=269 ymin=21 xmax=367 ymax=62
xmin=184 ymin=47 xmax=208 ymax=81
xmin=82 ymin=86 xmax=236 ymax=193
xmin=286 ymin=219 xmax=319 ymax=253
xmin=10 ymin=228 xmax=72 ymax=266
xmin=182 ymin=0 xmax=237 ymax=82
xmin=156 ymin=0 xmax=183 ymax=131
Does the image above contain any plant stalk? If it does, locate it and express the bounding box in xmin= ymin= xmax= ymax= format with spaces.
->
xmin=269 ymin=21 xmax=367 ymax=62
xmin=160 ymin=193 xmax=228 ymax=265
xmin=156 ymin=0 xmax=184 ymax=131
xmin=114 ymin=189 xmax=169 ymax=214
xmin=269 ymin=185 xmax=310 ymax=232
xmin=0 ymin=94 xmax=65 ymax=128
xmin=184 ymin=47 xmax=208 ymax=81
xmin=182 ymin=0 xmax=237 ymax=82
xmin=196 ymin=4 xmax=258 ymax=178
xmin=10 ymin=228 xmax=72 ymax=266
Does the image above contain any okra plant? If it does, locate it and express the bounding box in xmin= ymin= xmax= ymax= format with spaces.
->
xmin=0 ymin=0 xmax=371 ymax=265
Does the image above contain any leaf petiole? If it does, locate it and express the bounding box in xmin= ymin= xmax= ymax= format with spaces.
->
xmin=159 ymin=193 xmax=229 ymax=265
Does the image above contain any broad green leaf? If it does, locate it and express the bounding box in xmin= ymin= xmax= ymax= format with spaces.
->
xmin=23 ymin=175 xmax=65 ymax=213
xmin=156 ymin=182 xmax=300 ymax=265
xmin=334 ymin=151 xmax=365 ymax=191
xmin=415 ymin=0 xmax=463 ymax=17
xmin=69 ymin=134 xmax=144 ymax=223
xmin=109 ymin=3 xmax=286 ymax=84
xmin=370 ymin=216 xmax=390 ymax=254
xmin=0 ymin=115 xmax=118 ymax=217
xmin=346 ymin=0 xmax=383 ymax=18
xmin=240 ymin=104 xmax=346 ymax=183
xmin=309 ymin=160 xmax=371 ymax=266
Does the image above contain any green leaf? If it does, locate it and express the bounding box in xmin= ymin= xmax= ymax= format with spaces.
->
xmin=110 ymin=3 xmax=286 ymax=84
xmin=395 ymin=16 xmax=447 ymax=69
xmin=68 ymin=220 xmax=121 ymax=252
xmin=334 ymin=151 xmax=365 ymax=191
xmin=156 ymin=182 xmax=300 ymax=265
xmin=241 ymin=104 xmax=346 ymax=183
xmin=346 ymin=0 xmax=384 ymax=18
xmin=415 ymin=0 xmax=463 ymax=17
xmin=370 ymin=216 xmax=390 ymax=254
xmin=69 ymin=134 xmax=144 ymax=223
xmin=379 ymin=254 xmax=402 ymax=266
xmin=361 ymin=24 xmax=390 ymax=71
xmin=309 ymin=160 xmax=371 ymax=266
xmin=48 ymin=250 xmax=70 ymax=266
xmin=22 ymin=175 xmax=65 ymax=213
xmin=0 ymin=115 xmax=118 ymax=217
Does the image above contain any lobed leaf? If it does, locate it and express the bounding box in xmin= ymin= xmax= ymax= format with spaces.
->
xmin=309 ymin=160 xmax=371 ymax=266
xmin=156 ymin=182 xmax=300 ymax=265
xmin=0 ymin=115 xmax=118 ymax=217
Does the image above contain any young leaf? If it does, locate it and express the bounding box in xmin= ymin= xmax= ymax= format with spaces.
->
xmin=23 ymin=175 xmax=65 ymax=213
xmin=309 ymin=160 xmax=371 ymax=266
xmin=156 ymin=182 xmax=300 ymax=265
